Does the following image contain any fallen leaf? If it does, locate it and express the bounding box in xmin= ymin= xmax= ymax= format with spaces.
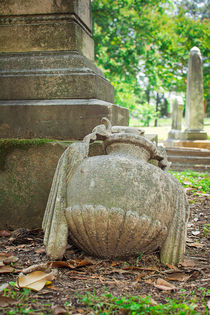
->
xmin=191 ymin=230 xmax=200 ymax=236
xmin=15 ymin=271 xmax=55 ymax=291
xmin=153 ymin=278 xmax=176 ymax=291
xmin=0 ymin=265 xmax=14 ymax=273
xmin=178 ymin=259 xmax=195 ymax=268
xmin=0 ymin=253 xmax=11 ymax=261
xmin=51 ymin=261 xmax=76 ymax=269
xmin=22 ymin=262 xmax=51 ymax=274
xmin=135 ymin=272 xmax=146 ymax=281
xmin=166 ymin=264 xmax=180 ymax=271
xmin=3 ymin=256 xmax=19 ymax=264
xmin=0 ymin=283 xmax=9 ymax=292
xmin=186 ymin=238 xmax=194 ymax=243
xmin=46 ymin=285 xmax=60 ymax=290
xmin=187 ymin=242 xmax=204 ymax=249
xmin=0 ymin=295 xmax=17 ymax=307
xmin=52 ymin=305 xmax=67 ymax=315
xmin=35 ymin=248 xmax=46 ymax=254
xmin=76 ymin=259 xmax=93 ymax=268
xmin=166 ymin=272 xmax=191 ymax=282
xmin=123 ymin=266 xmax=158 ymax=272
xmin=0 ymin=262 xmax=4 ymax=267
xmin=207 ymin=300 xmax=210 ymax=310
xmin=0 ymin=230 xmax=11 ymax=237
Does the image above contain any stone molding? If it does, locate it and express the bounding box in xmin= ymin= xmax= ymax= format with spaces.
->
xmin=0 ymin=13 xmax=91 ymax=36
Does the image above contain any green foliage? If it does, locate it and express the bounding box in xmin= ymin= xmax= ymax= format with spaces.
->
xmin=1 ymin=284 xmax=51 ymax=314
xmin=203 ymin=224 xmax=210 ymax=238
xmin=79 ymin=292 xmax=198 ymax=314
xmin=134 ymin=103 xmax=160 ymax=126
xmin=169 ymin=171 xmax=210 ymax=194
xmin=92 ymin=0 xmax=210 ymax=115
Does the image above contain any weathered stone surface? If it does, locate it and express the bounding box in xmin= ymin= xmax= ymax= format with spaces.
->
xmin=0 ymin=0 xmax=92 ymax=30
xmin=0 ymin=140 xmax=104 ymax=229
xmin=0 ymin=17 xmax=93 ymax=59
xmin=0 ymin=99 xmax=129 ymax=139
xmin=43 ymin=120 xmax=189 ymax=265
xmin=166 ymin=140 xmax=210 ymax=150
xmin=184 ymin=47 xmax=207 ymax=140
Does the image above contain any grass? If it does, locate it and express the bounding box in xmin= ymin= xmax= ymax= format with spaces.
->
xmin=129 ymin=117 xmax=210 ymax=141
xmin=169 ymin=171 xmax=210 ymax=194
xmin=1 ymin=283 xmax=50 ymax=314
xmin=78 ymin=292 xmax=199 ymax=314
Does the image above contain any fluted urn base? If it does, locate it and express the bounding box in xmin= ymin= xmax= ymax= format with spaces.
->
xmin=65 ymin=204 xmax=168 ymax=258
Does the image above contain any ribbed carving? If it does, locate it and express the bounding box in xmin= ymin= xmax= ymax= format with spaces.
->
xmin=65 ymin=205 xmax=168 ymax=259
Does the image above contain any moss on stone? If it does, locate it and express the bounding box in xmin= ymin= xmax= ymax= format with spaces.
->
xmin=0 ymin=138 xmax=55 ymax=170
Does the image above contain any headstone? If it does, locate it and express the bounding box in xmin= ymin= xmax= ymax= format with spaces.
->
xmin=0 ymin=0 xmax=129 ymax=139
xmin=183 ymin=47 xmax=207 ymax=140
xmin=167 ymin=96 xmax=184 ymax=140
xmin=43 ymin=118 xmax=189 ymax=265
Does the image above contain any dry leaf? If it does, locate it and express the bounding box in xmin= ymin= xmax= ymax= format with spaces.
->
xmin=76 ymin=259 xmax=93 ymax=268
xmin=0 ymin=230 xmax=11 ymax=237
xmin=35 ymin=248 xmax=46 ymax=254
xmin=166 ymin=264 xmax=180 ymax=271
xmin=153 ymin=278 xmax=176 ymax=291
xmin=16 ymin=271 xmax=55 ymax=291
xmin=3 ymin=256 xmax=19 ymax=264
xmin=178 ymin=259 xmax=195 ymax=268
xmin=166 ymin=272 xmax=191 ymax=282
xmin=135 ymin=272 xmax=146 ymax=281
xmin=0 ymin=265 xmax=14 ymax=273
xmin=52 ymin=305 xmax=67 ymax=315
xmin=191 ymin=231 xmax=200 ymax=236
xmin=22 ymin=263 xmax=51 ymax=274
xmin=0 ymin=283 xmax=9 ymax=292
xmin=51 ymin=261 xmax=74 ymax=269
xmin=0 ymin=295 xmax=17 ymax=307
xmin=187 ymin=242 xmax=204 ymax=249
xmin=207 ymin=300 xmax=210 ymax=310
xmin=0 ymin=262 xmax=4 ymax=267
xmin=0 ymin=253 xmax=11 ymax=261
xmin=123 ymin=266 xmax=158 ymax=272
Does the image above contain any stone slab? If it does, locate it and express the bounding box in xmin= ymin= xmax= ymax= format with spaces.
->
xmin=0 ymin=99 xmax=129 ymax=139
xmin=0 ymin=0 xmax=92 ymax=30
xmin=182 ymin=130 xmax=207 ymax=141
xmin=0 ymin=51 xmax=114 ymax=101
xmin=0 ymin=17 xmax=94 ymax=59
xmin=165 ymin=140 xmax=210 ymax=150
xmin=0 ymin=140 xmax=103 ymax=229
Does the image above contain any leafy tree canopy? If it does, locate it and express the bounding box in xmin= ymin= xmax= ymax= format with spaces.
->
xmin=92 ymin=0 xmax=210 ymax=116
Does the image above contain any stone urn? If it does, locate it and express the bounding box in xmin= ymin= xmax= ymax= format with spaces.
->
xmin=43 ymin=119 xmax=189 ymax=265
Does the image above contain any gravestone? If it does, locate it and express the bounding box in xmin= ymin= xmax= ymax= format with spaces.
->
xmin=167 ymin=96 xmax=184 ymax=140
xmin=183 ymin=47 xmax=207 ymax=140
xmin=0 ymin=0 xmax=128 ymax=139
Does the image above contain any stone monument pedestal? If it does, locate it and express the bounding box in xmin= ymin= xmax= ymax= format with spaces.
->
xmin=0 ymin=0 xmax=128 ymax=139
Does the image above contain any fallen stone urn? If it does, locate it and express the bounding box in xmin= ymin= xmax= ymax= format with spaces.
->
xmin=43 ymin=118 xmax=189 ymax=265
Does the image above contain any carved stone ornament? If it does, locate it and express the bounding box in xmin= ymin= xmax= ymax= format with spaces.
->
xmin=42 ymin=118 xmax=189 ymax=265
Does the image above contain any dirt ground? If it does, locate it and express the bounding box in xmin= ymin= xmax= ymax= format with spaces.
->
xmin=0 ymin=189 xmax=209 ymax=314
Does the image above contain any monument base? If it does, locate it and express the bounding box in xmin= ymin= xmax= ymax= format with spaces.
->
xmin=0 ymin=99 xmax=129 ymax=140
xmin=167 ymin=129 xmax=183 ymax=140
xmin=165 ymin=140 xmax=210 ymax=150
xmin=182 ymin=129 xmax=207 ymax=140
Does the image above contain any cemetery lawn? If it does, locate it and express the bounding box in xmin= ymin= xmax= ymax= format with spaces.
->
xmin=130 ymin=117 xmax=210 ymax=141
xmin=0 ymin=172 xmax=209 ymax=314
